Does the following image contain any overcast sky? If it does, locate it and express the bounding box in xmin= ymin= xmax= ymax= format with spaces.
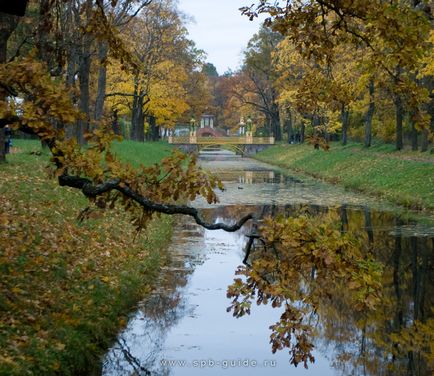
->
xmin=178 ymin=0 xmax=263 ymax=75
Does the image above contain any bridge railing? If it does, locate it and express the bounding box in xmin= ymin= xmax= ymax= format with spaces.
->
xmin=169 ymin=136 xmax=190 ymax=144
xmin=168 ymin=136 xmax=275 ymax=145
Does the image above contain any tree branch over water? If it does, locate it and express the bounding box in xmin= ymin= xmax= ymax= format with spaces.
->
xmin=58 ymin=174 xmax=254 ymax=232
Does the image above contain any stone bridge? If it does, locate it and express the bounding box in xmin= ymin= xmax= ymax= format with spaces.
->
xmin=168 ymin=134 xmax=275 ymax=156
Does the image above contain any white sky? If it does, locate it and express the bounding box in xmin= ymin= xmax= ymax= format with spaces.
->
xmin=177 ymin=0 xmax=263 ymax=75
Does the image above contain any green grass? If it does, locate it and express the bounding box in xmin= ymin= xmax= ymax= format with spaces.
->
xmin=0 ymin=139 xmax=175 ymax=375
xmin=111 ymin=140 xmax=174 ymax=167
xmin=255 ymin=142 xmax=434 ymax=211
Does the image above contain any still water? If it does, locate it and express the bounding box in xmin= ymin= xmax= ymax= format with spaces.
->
xmin=102 ymin=150 xmax=434 ymax=376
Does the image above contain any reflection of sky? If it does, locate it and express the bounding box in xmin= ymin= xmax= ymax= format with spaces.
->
xmin=103 ymin=219 xmax=336 ymax=375
xmin=197 ymin=152 xmax=397 ymax=212
xmin=157 ymin=228 xmax=334 ymax=376
xmin=103 ymin=151 xmax=434 ymax=375
xmin=197 ymin=152 xmax=434 ymax=228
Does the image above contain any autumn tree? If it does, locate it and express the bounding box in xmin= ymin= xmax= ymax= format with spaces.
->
xmin=180 ymin=68 xmax=213 ymax=125
xmin=105 ymin=0 xmax=201 ymax=141
xmin=237 ymin=27 xmax=283 ymax=140
xmin=0 ymin=2 xmax=423 ymax=370
xmin=242 ymin=0 xmax=433 ymax=150
xmin=0 ymin=7 xmax=20 ymax=162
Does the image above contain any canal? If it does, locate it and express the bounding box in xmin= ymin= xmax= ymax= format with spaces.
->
xmin=102 ymin=150 xmax=434 ymax=376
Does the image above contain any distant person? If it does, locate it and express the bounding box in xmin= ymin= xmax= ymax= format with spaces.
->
xmin=4 ymin=125 xmax=12 ymax=154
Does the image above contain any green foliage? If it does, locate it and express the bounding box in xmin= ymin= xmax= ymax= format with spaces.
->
xmin=201 ymin=62 xmax=219 ymax=77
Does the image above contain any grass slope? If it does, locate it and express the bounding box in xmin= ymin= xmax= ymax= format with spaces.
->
xmin=0 ymin=140 xmax=174 ymax=375
xmin=255 ymin=142 xmax=434 ymax=211
xmin=111 ymin=140 xmax=175 ymax=167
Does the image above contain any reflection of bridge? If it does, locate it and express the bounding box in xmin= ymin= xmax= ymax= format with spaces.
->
xmin=168 ymin=135 xmax=275 ymax=156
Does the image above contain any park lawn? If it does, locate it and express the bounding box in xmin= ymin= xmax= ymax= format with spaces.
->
xmin=255 ymin=142 xmax=434 ymax=211
xmin=111 ymin=140 xmax=175 ymax=167
xmin=0 ymin=140 xmax=174 ymax=375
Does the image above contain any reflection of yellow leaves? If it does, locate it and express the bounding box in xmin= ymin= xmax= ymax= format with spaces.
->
xmin=228 ymin=211 xmax=385 ymax=368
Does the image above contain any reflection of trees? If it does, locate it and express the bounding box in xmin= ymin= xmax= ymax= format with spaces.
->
xmin=113 ymin=338 xmax=152 ymax=375
xmin=227 ymin=209 xmax=384 ymax=368
xmin=103 ymin=219 xmax=203 ymax=376
xmin=216 ymin=169 xmax=301 ymax=185
xmin=307 ymin=210 xmax=434 ymax=375
xmin=319 ymin=230 xmax=433 ymax=376
xmin=104 ymin=204 xmax=433 ymax=375
xmin=314 ymin=212 xmax=434 ymax=375
xmin=104 ymin=279 xmax=190 ymax=375
xmin=364 ymin=207 xmax=374 ymax=245
xmin=226 ymin=204 xmax=434 ymax=374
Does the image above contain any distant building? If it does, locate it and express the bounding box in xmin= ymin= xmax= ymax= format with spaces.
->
xmin=200 ymin=114 xmax=215 ymax=128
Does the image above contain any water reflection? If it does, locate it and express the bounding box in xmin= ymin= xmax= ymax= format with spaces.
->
xmin=216 ymin=169 xmax=303 ymax=185
xmin=230 ymin=205 xmax=434 ymax=376
xmin=103 ymin=221 xmax=207 ymax=375
xmin=102 ymin=152 xmax=434 ymax=376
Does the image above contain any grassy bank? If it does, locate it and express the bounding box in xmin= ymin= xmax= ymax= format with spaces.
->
xmin=255 ymin=142 xmax=434 ymax=211
xmin=0 ymin=140 xmax=174 ymax=375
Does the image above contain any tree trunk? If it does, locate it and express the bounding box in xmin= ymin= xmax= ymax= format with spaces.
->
xmin=286 ymin=111 xmax=293 ymax=144
xmin=77 ymin=33 xmax=92 ymax=145
xmin=420 ymin=111 xmax=431 ymax=152
xmin=133 ymin=93 xmax=145 ymax=142
xmin=76 ymin=0 xmax=93 ymax=145
xmin=312 ymin=114 xmax=320 ymax=147
xmin=0 ymin=30 xmax=6 ymax=163
xmin=395 ymin=94 xmax=404 ymax=150
xmin=94 ymin=41 xmax=108 ymax=122
xmin=37 ymin=0 xmax=51 ymax=64
xmin=137 ymin=109 xmax=145 ymax=142
xmin=420 ymin=128 xmax=429 ymax=152
xmin=300 ymin=122 xmax=305 ymax=143
xmin=410 ymin=112 xmax=418 ymax=151
xmin=0 ymin=127 xmax=4 ymax=163
xmin=112 ymin=109 xmax=121 ymax=135
xmin=131 ymin=79 xmax=139 ymax=140
xmin=38 ymin=0 xmax=53 ymax=150
xmin=395 ymin=66 xmax=404 ymax=151
xmin=149 ymin=115 xmax=159 ymax=141
xmin=0 ymin=11 xmax=19 ymax=163
xmin=65 ymin=31 xmax=77 ymax=139
xmin=271 ymin=110 xmax=281 ymax=141
xmin=341 ymin=104 xmax=350 ymax=146
xmin=364 ymin=80 xmax=375 ymax=148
